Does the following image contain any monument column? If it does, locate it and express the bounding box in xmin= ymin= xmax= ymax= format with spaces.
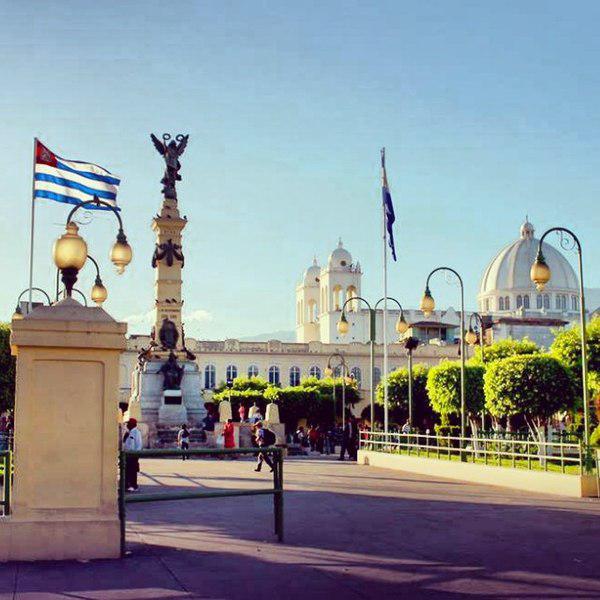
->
xmin=0 ymin=299 xmax=127 ymax=561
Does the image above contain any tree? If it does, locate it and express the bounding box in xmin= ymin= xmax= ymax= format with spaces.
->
xmin=299 ymin=376 xmax=361 ymax=407
xmin=468 ymin=338 xmax=539 ymax=366
xmin=265 ymin=386 xmax=328 ymax=432
xmin=0 ymin=323 xmax=15 ymax=413
xmin=550 ymin=317 xmax=600 ymax=379
xmin=212 ymin=377 xmax=271 ymax=418
xmin=426 ymin=361 xmax=485 ymax=433
xmin=375 ymin=365 xmax=433 ymax=428
xmin=484 ymin=354 xmax=575 ymax=441
xmin=214 ymin=376 xmax=269 ymax=395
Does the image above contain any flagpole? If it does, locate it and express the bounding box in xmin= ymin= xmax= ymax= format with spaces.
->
xmin=381 ymin=148 xmax=389 ymax=435
xmin=28 ymin=137 xmax=38 ymax=313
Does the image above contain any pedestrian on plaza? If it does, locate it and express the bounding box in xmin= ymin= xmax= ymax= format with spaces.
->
xmin=401 ymin=420 xmax=411 ymax=434
xmin=249 ymin=402 xmax=263 ymax=424
xmin=223 ymin=418 xmax=236 ymax=452
xmin=123 ymin=418 xmax=143 ymax=492
xmin=253 ymin=421 xmax=276 ymax=473
xmin=177 ymin=423 xmax=190 ymax=460
xmin=238 ymin=403 xmax=246 ymax=423
xmin=308 ymin=425 xmax=319 ymax=452
xmin=316 ymin=425 xmax=325 ymax=454
xmin=339 ymin=416 xmax=358 ymax=461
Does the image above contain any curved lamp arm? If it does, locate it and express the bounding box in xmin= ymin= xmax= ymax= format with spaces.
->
xmin=66 ymin=196 xmax=124 ymax=232
xmin=425 ymin=266 xmax=464 ymax=292
xmin=538 ymin=226 xmax=582 ymax=255
xmin=374 ymin=296 xmax=404 ymax=313
xmin=340 ymin=295 xmax=372 ymax=316
xmin=17 ymin=287 xmax=51 ymax=306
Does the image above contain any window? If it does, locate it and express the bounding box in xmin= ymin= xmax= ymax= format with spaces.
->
xmin=333 ymin=365 xmax=342 ymax=378
xmin=517 ymin=295 xmax=523 ymax=308
xmin=562 ymin=295 xmax=567 ymax=310
xmin=346 ymin=285 xmax=358 ymax=311
xmin=268 ymin=366 xmax=280 ymax=385
xmin=556 ymin=295 xmax=561 ymax=310
xmin=484 ymin=298 xmax=490 ymax=312
xmin=572 ymin=295 xmax=578 ymax=311
xmin=289 ymin=366 xmax=301 ymax=386
xmin=537 ymin=294 xmax=543 ymax=309
xmin=505 ymin=296 xmax=510 ymax=310
xmin=247 ymin=364 xmax=259 ymax=378
xmin=499 ymin=297 xmax=505 ymax=311
xmin=309 ymin=365 xmax=321 ymax=379
xmin=308 ymin=300 xmax=317 ymax=323
xmin=523 ymin=295 xmax=530 ymax=309
xmin=373 ymin=367 xmax=381 ymax=387
xmin=333 ymin=285 xmax=342 ymax=311
xmin=350 ymin=367 xmax=361 ymax=385
xmin=226 ymin=365 xmax=238 ymax=382
xmin=543 ymin=294 xmax=550 ymax=309
xmin=204 ymin=364 xmax=216 ymax=389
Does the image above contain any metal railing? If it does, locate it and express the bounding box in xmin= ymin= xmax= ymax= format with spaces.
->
xmin=119 ymin=446 xmax=284 ymax=556
xmin=359 ymin=431 xmax=588 ymax=474
xmin=0 ymin=450 xmax=12 ymax=516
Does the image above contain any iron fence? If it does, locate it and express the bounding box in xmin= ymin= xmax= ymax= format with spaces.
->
xmin=0 ymin=450 xmax=12 ymax=516
xmin=359 ymin=430 xmax=589 ymax=474
xmin=119 ymin=446 xmax=284 ymax=556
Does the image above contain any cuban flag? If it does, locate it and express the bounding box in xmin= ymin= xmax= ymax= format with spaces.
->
xmin=34 ymin=140 xmax=121 ymax=210
xmin=381 ymin=150 xmax=397 ymax=261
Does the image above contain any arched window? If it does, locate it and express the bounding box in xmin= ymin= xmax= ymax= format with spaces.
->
xmin=247 ymin=364 xmax=259 ymax=378
xmin=543 ymin=294 xmax=550 ymax=309
xmin=346 ymin=285 xmax=358 ymax=311
xmin=499 ymin=297 xmax=505 ymax=311
xmin=572 ymin=295 xmax=578 ymax=310
xmin=333 ymin=285 xmax=342 ymax=311
xmin=333 ymin=365 xmax=342 ymax=378
xmin=289 ymin=366 xmax=301 ymax=386
xmin=516 ymin=295 xmax=522 ymax=308
xmin=268 ymin=366 xmax=280 ymax=385
xmin=505 ymin=296 xmax=510 ymax=310
xmin=537 ymin=294 xmax=543 ymax=309
xmin=309 ymin=365 xmax=321 ymax=379
xmin=350 ymin=367 xmax=361 ymax=385
xmin=373 ymin=367 xmax=381 ymax=387
xmin=561 ymin=295 xmax=567 ymax=310
xmin=226 ymin=365 xmax=237 ymax=382
xmin=555 ymin=295 xmax=561 ymax=310
xmin=204 ymin=365 xmax=216 ymax=389
xmin=523 ymin=295 xmax=530 ymax=309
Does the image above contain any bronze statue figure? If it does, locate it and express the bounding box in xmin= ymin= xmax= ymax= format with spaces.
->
xmin=159 ymin=317 xmax=179 ymax=350
xmin=159 ymin=351 xmax=184 ymax=390
xmin=151 ymin=238 xmax=185 ymax=268
xmin=150 ymin=133 xmax=189 ymax=200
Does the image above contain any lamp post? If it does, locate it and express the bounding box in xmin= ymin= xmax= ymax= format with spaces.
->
xmin=404 ymin=336 xmax=420 ymax=427
xmin=55 ymin=254 xmax=107 ymax=306
xmin=337 ymin=296 xmax=410 ymax=431
xmin=465 ymin=312 xmax=486 ymax=430
xmin=53 ymin=197 xmax=132 ymax=298
xmin=12 ymin=287 xmax=52 ymax=320
xmin=530 ymin=227 xmax=590 ymax=445
xmin=420 ymin=267 xmax=466 ymax=439
xmin=324 ymin=352 xmax=349 ymax=428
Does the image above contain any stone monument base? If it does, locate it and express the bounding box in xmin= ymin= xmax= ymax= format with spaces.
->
xmin=0 ymin=516 xmax=120 ymax=561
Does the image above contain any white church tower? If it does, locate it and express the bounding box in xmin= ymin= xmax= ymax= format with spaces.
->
xmin=296 ymin=257 xmax=321 ymax=343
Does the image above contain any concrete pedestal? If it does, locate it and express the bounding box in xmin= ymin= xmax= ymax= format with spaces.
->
xmin=0 ymin=298 xmax=127 ymax=561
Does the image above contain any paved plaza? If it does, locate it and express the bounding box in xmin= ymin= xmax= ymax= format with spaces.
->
xmin=1 ymin=456 xmax=600 ymax=599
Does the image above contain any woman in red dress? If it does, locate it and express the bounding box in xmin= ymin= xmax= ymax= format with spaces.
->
xmin=223 ymin=418 xmax=236 ymax=451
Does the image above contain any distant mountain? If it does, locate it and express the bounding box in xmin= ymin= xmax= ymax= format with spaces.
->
xmin=238 ymin=330 xmax=296 ymax=342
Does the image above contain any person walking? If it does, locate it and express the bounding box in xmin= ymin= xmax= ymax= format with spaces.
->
xmin=177 ymin=423 xmax=190 ymax=460
xmin=238 ymin=403 xmax=246 ymax=423
xmin=339 ymin=417 xmax=358 ymax=461
xmin=308 ymin=425 xmax=319 ymax=452
xmin=123 ymin=418 xmax=143 ymax=492
xmin=253 ymin=422 xmax=276 ymax=473
xmin=223 ymin=418 xmax=236 ymax=457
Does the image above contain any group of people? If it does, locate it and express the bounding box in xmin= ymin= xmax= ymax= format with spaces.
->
xmin=294 ymin=416 xmax=361 ymax=461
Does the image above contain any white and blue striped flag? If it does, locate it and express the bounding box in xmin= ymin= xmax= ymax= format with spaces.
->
xmin=34 ymin=140 xmax=120 ymax=210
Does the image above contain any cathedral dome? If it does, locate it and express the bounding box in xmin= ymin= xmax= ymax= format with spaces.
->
xmin=479 ymin=220 xmax=579 ymax=313
xmin=303 ymin=257 xmax=321 ymax=286
xmin=328 ymin=239 xmax=353 ymax=269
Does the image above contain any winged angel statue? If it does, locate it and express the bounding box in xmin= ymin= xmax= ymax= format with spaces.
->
xmin=150 ymin=133 xmax=189 ymax=200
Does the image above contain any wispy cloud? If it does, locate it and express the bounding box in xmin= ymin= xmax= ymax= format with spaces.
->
xmin=123 ymin=310 xmax=154 ymax=325
xmin=183 ymin=309 xmax=213 ymax=323
xmin=122 ymin=308 xmax=213 ymax=328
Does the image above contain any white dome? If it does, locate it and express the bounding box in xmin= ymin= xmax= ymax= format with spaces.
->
xmin=303 ymin=257 xmax=321 ymax=286
xmin=328 ymin=238 xmax=353 ymax=269
xmin=480 ymin=220 xmax=578 ymax=295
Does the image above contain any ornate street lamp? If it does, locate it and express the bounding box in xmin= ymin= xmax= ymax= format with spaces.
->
xmin=531 ymin=227 xmax=590 ymax=445
xmin=12 ymin=287 xmax=52 ymax=320
xmin=337 ymin=296 xmax=410 ymax=432
xmin=420 ymin=267 xmax=466 ymax=439
xmin=53 ymin=197 xmax=132 ymax=298
xmin=466 ymin=311 xmax=486 ymax=430
xmin=54 ymin=254 xmax=106 ymax=306
xmin=325 ymin=352 xmax=349 ymax=427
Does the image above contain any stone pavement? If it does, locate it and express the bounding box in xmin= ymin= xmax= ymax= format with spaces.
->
xmin=1 ymin=455 xmax=600 ymax=599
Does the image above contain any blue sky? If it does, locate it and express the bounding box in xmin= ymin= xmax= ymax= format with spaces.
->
xmin=1 ymin=1 xmax=599 ymax=339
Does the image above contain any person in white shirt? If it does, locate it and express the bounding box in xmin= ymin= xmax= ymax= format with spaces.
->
xmin=123 ymin=418 xmax=143 ymax=491
xmin=177 ymin=423 xmax=190 ymax=461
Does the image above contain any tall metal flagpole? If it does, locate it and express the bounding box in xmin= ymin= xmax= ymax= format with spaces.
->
xmin=381 ymin=148 xmax=389 ymax=435
xmin=28 ymin=137 xmax=38 ymax=313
